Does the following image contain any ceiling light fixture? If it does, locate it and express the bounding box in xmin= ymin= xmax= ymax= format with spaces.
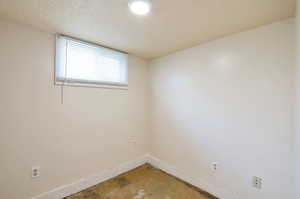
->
xmin=128 ymin=0 xmax=151 ymax=16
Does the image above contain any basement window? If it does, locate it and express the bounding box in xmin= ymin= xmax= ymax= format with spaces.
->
xmin=55 ymin=35 xmax=128 ymax=89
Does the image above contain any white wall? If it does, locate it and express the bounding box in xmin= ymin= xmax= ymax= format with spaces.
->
xmin=0 ymin=20 xmax=150 ymax=199
xmin=296 ymin=1 xmax=300 ymax=198
xmin=149 ymin=19 xmax=295 ymax=199
xmin=0 ymin=17 xmax=296 ymax=199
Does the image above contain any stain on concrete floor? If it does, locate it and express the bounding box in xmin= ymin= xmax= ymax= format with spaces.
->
xmin=65 ymin=164 xmax=218 ymax=199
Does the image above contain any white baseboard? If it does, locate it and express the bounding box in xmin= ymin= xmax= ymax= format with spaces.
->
xmin=147 ymin=155 xmax=238 ymax=199
xmin=31 ymin=154 xmax=236 ymax=199
xmin=31 ymin=155 xmax=150 ymax=199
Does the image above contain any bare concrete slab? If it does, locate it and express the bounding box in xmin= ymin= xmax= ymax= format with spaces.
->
xmin=65 ymin=164 xmax=218 ymax=199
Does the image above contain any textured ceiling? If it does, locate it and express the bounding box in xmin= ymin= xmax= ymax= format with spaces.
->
xmin=0 ymin=0 xmax=296 ymax=59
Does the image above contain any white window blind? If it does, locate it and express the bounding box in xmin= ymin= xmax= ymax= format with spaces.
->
xmin=55 ymin=35 xmax=128 ymax=89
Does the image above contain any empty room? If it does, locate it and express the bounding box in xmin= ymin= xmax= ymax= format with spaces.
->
xmin=1 ymin=0 xmax=300 ymax=199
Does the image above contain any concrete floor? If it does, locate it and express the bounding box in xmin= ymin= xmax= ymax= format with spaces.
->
xmin=65 ymin=164 xmax=218 ymax=199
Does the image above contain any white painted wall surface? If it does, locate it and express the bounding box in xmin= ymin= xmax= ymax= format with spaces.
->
xmin=149 ymin=19 xmax=295 ymax=199
xmin=0 ymin=20 xmax=150 ymax=199
xmin=0 ymin=17 xmax=296 ymax=199
xmin=296 ymin=1 xmax=300 ymax=198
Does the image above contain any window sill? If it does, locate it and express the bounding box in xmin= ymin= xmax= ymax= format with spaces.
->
xmin=55 ymin=81 xmax=128 ymax=90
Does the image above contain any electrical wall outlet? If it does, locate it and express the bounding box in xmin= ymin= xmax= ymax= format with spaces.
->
xmin=129 ymin=135 xmax=137 ymax=145
xmin=212 ymin=162 xmax=218 ymax=171
xmin=31 ymin=166 xmax=40 ymax=178
xmin=252 ymin=176 xmax=262 ymax=189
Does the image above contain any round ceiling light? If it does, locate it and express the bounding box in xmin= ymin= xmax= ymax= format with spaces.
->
xmin=128 ymin=0 xmax=151 ymax=15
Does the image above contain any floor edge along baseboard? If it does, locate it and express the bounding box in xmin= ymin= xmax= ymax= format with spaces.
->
xmin=31 ymin=154 xmax=236 ymax=199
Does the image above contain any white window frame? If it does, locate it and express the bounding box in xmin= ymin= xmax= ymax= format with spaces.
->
xmin=55 ymin=35 xmax=128 ymax=89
